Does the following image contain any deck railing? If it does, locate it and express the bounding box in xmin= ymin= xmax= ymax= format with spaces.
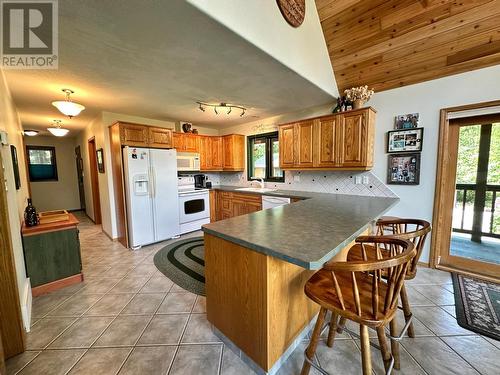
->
xmin=453 ymin=183 xmax=500 ymax=239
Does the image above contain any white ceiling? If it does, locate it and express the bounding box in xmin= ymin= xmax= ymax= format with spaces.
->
xmin=5 ymin=0 xmax=335 ymax=136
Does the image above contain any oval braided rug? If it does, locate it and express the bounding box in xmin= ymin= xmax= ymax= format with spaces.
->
xmin=153 ymin=237 xmax=205 ymax=296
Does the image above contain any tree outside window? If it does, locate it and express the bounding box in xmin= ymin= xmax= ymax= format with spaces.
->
xmin=247 ymin=132 xmax=284 ymax=183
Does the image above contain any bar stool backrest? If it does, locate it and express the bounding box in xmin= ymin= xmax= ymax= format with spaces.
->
xmin=322 ymin=236 xmax=415 ymax=324
xmin=376 ymin=218 xmax=431 ymax=280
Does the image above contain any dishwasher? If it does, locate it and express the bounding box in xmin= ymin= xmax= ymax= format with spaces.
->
xmin=262 ymin=195 xmax=291 ymax=209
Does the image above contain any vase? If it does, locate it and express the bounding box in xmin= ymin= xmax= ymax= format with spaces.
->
xmin=353 ymin=99 xmax=365 ymax=110
xmin=24 ymin=198 xmax=39 ymax=227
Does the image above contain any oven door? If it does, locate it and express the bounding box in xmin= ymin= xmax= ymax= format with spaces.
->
xmin=178 ymin=191 xmax=209 ymax=224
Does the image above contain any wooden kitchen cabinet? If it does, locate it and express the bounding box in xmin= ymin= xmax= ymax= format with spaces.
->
xmin=211 ymin=136 xmax=224 ymax=169
xmin=119 ymin=122 xmax=149 ymax=146
xmin=279 ymin=108 xmax=375 ymax=170
xmin=209 ymin=190 xmax=217 ymax=222
xmin=215 ymin=191 xmax=262 ymax=221
xmin=279 ymin=124 xmax=296 ymax=168
xmin=222 ymin=134 xmax=245 ymax=171
xmin=199 ymin=136 xmax=211 ymax=170
xmin=173 ymin=132 xmax=199 ymax=152
xmin=148 ymin=127 xmax=172 ymax=148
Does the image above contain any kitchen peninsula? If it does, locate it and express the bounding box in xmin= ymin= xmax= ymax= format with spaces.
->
xmin=202 ymin=190 xmax=399 ymax=374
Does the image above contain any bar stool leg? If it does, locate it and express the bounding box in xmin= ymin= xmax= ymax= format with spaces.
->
xmin=360 ymin=325 xmax=372 ymax=375
xmin=376 ymin=326 xmax=392 ymax=373
xmin=400 ymin=284 xmax=415 ymax=338
xmin=337 ymin=316 xmax=346 ymax=333
xmin=327 ymin=312 xmax=339 ymax=347
xmin=301 ymin=307 xmax=327 ymax=375
xmin=389 ymin=318 xmax=400 ymax=370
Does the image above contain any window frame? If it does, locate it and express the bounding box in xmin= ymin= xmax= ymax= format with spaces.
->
xmin=26 ymin=145 xmax=58 ymax=182
xmin=247 ymin=131 xmax=285 ymax=183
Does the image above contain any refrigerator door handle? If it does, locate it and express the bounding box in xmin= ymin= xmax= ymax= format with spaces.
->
xmin=151 ymin=165 xmax=156 ymax=198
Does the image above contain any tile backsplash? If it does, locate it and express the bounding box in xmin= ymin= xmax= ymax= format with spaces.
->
xmin=205 ymin=171 xmax=396 ymax=198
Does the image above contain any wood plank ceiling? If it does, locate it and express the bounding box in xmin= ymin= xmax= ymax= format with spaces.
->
xmin=315 ymin=0 xmax=500 ymax=92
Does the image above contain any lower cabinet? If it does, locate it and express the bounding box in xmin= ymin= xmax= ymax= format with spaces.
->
xmin=214 ymin=191 xmax=262 ymax=221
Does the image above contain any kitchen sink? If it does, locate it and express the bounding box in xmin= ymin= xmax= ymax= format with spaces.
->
xmin=235 ymin=187 xmax=277 ymax=193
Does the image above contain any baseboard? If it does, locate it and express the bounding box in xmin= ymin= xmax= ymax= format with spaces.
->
xmin=20 ymin=278 xmax=32 ymax=332
xmin=102 ymin=229 xmax=118 ymax=242
xmin=417 ymin=261 xmax=431 ymax=268
xmin=31 ymin=273 xmax=84 ymax=297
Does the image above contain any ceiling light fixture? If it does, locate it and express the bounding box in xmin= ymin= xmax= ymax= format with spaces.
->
xmin=52 ymin=89 xmax=85 ymax=118
xmin=47 ymin=120 xmax=69 ymax=137
xmin=196 ymin=102 xmax=246 ymax=117
xmin=24 ymin=130 xmax=39 ymax=136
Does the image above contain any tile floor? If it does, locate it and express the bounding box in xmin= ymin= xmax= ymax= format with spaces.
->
xmin=6 ymin=213 xmax=500 ymax=375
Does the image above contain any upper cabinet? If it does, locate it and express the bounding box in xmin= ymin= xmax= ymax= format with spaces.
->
xmin=222 ymin=134 xmax=245 ymax=171
xmin=119 ymin=123 xmax=150 ymax=147
xmin=173 ymin=132 xmax=199 ymax=153
xmin=278 ymin=108 xmax=375 ymax=170
xmin=148 ymin=127 xmax=173 ymax=149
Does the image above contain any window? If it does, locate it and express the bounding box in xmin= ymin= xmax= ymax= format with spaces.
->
xmin=247 ymin=132 xmax=284 ymax=182
xmin=26 ymin=146 xmax=58 ymax=181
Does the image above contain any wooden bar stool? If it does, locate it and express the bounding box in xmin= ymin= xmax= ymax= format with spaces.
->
xmin=338 ymin=218 xmax=431 ymax=342
xmin=301 ymin=236 xmax=415 ymax=375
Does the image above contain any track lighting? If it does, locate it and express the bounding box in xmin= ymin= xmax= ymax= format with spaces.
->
xmin=196 ymin=101 xmax=246 ymax=117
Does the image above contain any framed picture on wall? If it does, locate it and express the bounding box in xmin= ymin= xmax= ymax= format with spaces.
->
xmin=10 ymin=145 xmax=21 ymax=190
xmin=96 ymin=148 xmax=105 ymax=173
xmin=387 ymin=153 xmax=420 ymax=185
xmin=395 ymin=113 xmax=419 ymax=129
xmin=387 ymin=127 xmax=423 ymax=153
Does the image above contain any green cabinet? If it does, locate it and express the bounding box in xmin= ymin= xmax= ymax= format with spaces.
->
xmin=22 ymin=227 xmax=82 ymax=287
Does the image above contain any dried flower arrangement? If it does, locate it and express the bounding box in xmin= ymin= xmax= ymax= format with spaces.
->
xmin=344 ymin=85 xmax=374 ymax=109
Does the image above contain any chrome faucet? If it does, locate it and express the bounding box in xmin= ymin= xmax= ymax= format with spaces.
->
xmin=251 ymin=177 xmax=265 ymax=189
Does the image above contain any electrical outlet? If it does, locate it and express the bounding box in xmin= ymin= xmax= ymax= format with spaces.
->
xmin=355 ymin=176 xmax=362 ymax=184
xmin=362 ymin=176 xmax=370 ymax=184
xmin=293 ymin=175 xmax=300 ymax=182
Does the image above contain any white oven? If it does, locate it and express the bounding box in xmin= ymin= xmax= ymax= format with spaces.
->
xmin=177 ymin=152 xmax=200 ymax=172
xmin=178 ymin=176 xmax=210 ymax=234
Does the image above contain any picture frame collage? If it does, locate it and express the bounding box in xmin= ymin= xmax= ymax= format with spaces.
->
xmin=387 ymin=113 xmax=423 ymax=185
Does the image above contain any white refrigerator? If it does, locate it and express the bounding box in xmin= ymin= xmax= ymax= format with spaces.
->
xmin=123 ymin=146 xmax=180 ymax=249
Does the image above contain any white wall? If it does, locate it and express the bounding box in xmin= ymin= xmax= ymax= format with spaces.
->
xmin=369 ymin=64 xmax=500 ymax=263
xmin=0 ymin=69 xmax=30 ymax=330
xmin=25 ymin=136 xmax=80 ymax=212
xmin=187 ymin=0 xmax=338 ymax=97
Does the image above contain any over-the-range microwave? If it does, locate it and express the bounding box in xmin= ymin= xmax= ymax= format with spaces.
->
xmin=177 ymin=152 xmax=200 ymax=171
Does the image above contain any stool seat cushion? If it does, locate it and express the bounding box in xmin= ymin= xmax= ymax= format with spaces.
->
xmin=304 ymin=268 xmax=396 ymax=327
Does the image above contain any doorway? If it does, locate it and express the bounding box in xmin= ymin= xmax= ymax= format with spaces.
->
xmin=88 ymin=137 xmax=102 ymax=224
xmin=432 ymin=102 xmax=500 ymax=280
xmin=75 ymin=146 xmax=86 ymax=210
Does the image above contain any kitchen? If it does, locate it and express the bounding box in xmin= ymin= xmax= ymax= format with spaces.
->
xmin=1 ymin=1 xmax=499 ymax=375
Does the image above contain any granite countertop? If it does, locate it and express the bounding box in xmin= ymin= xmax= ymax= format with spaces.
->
xmin=202 ymin=186 xmax=399 ymax=269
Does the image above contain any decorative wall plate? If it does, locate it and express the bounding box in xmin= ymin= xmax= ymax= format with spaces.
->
xmin=276 ymin=0 xmax=306 ymax=27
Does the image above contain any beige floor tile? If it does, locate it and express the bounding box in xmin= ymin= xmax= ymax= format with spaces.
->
xmin=220 ymin=346 xmax=255 ymax=375
xmin=5 ymin=351 xmax=40 ymax=375
xmin=402 ymin=337 xmax=478 ymax=374
xmin=412 ymin=285 xmax=455 ymax=305
xmin=118 ymin=346 xmax=176 ymax=375
xmin=368 ymin=339 xmax=426 ymax=375
xmin=440 ymin=305 xmax=457 ymax=318
xmin=68 ymin=348 xmax=132 ymax=375
xmin=138 ymin=314 xmax=189 ymax=345
xmin=315 ymin=339 xmax=363 ymax=373
xmin=169 ymin=344 xmax=222 ymax=375
xmin=26 ymin=317 xmax=77 ymax=350
xmin=276 ymin=341 xmax=322 ymax=375
xmin=120 ymin=293 xmax=165 ymax=315
xmin=102 ymin=265 xmax=134 ymax=278
xmin=18 ymin=349 xmax=84 ymax=375
xmin=406 ymin=268 xmax=452 ymax=285
xmin=84 ymin=293 xmax=134 ymax=316
xmin=31 ymin=294 xmax=72 ymax=318
xmin=442 ymin=336 xmax=500 ymax=375
xmin=181 ymin=313 xmax=221 ymax=344
xmin=483 ymin=336 xmax=500 ymax=349
xmin=126 ymin=263 xmax=157 ymax=278
xmin=78 ymin=278 xmax=122 ymax=295
xmin=140 ymin=275 xmax=174 ymax=293
xmin=93 ymin=315 xmax=152 ymax=347
xmin=405 ymin=285 xmax=436 ymax=306
xmin=393 ymin=309 xmax=435 ymax=337
xmin=157 ymin=292 xmax=196 ymax=313
xmin=412 ymin=306 xmax=473 ymax=336
xmin=108 ymin=276 xmax=149 ymax=294
xmin=170 ymin=283 xmax=191 ymax=292
xmin=193 ymin=296 xmax=207 ymax=313
xmin=48 ymin=317 xmax=114 ymax=349
xmin=47 ymin=294 xmax=103 ymax=317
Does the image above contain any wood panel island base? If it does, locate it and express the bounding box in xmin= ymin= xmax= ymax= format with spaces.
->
xmin=204 ymin=233 xmax=319 ymax=374
xmin=202 ymin=190 xmax=399 ymax=374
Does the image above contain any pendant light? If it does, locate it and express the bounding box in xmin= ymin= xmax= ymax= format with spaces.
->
xmin=47 ymin=120 xmax=69 ymax=137
xmin=52 ymin=89 xmax=85 ymax=118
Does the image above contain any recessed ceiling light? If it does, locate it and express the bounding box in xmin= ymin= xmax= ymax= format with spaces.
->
xmin=52 ymin=89 xmax=85 ymax=118
xmin=24 ymin=130 xmax=39 ymax=136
